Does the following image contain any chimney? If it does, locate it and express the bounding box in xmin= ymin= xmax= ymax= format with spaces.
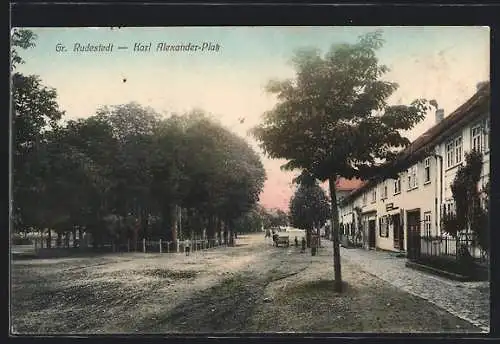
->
xmin=435 ymin=108 xmax=444 ymax=124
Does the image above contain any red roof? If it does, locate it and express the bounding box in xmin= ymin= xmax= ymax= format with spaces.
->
xmin=335 ymin=177 xmax=365 ymax=191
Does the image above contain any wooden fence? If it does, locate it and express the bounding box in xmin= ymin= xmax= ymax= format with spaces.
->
xmin=31 ymin=237 xmax=229 ymax=254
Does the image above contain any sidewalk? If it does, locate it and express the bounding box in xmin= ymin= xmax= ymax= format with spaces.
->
xmin=321 ymin=240 xmax=490 ymax=332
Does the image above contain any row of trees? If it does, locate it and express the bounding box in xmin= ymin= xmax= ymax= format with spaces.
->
xmin=12 ymin=29 xmax=268 ymax=248
xmin=234 ymin=206 xmax=289 ymax=234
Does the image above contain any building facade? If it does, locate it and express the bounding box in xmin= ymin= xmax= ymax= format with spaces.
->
xmin=339 ymin=82 xmax=490 ymax=253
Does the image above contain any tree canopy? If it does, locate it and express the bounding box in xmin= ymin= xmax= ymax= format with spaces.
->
xmin=251 ymin=30 xmax=429 ymax=292
xmin=289 ymin=180 xmax=330 ymax=232
xmin=252 ymin=30 xmax=430 ymax=182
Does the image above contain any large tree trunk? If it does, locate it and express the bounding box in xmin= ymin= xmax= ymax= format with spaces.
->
xmin=140 ymin=207 xmax=148 ymax=239
xmin=216 ymin=217 xmax=222 ymax=244
xmin=78 ymin=227 xmax=84 ymax=248
xmin=56 ymin=232 xmax=63 ymax=248
xmin=328 ymin=175 xmax=343 ymax=292
xmin=225 ymin=218 xmax=233 ymax=246
xmin=170 ymin=204 xmax=178 ymax=243
xmin=207 ymin=215 xmax=216 ymax=240
xmin=72 ymin=226 xmax=78 ymax=248
xmin=47 ymin=228 xmax=52 ymax=248
xmin=223 ymin=219 xmax=229 ymax=245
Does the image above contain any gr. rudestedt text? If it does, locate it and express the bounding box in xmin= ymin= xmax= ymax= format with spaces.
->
xmin=66 ymin=42 xmax=222 ymax=53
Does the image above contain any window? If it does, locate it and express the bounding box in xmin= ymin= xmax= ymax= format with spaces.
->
xmin=379 ymin=216 xmax=389 ymax=238
xmin=382 ymin=182 xmax=388 ymax=199
xmin=446 ymin=136 xmax=463 ymax=168
xmin=423 ymin=212 xmax=432 ymax=236
xmin=472 ymin=125 xmax=483 ymax=152
xmin=362 ymin=193 xmax=367 ymax=206
xmin=484 ymin=118 xmax=490 ymax=152
xmin=407 ymin=165 xmax=418 ymax=190
xmin=394 ymin=177 xmax=401 ymax=194
xmin=424 ymin=158 xmax=431 ymax=184
xmin=455 ymin=137 xmax=463 ymax=164
xmin=371 ymin=188 xmax=376 ymax=203
xmin=446 ymin=141 xmax=455 ymax=167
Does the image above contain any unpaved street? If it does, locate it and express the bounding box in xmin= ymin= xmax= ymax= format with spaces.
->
xmin=11 ymin=233 xmax=482 ymax=334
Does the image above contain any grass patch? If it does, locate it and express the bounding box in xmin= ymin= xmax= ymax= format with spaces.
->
xmin=251 ymin=272 xmax=481 ymax=333
xmin=285 ymin=279 xmax=350 ymax=297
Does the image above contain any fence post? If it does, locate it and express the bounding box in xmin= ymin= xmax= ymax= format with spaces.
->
xmin=112 ymin=241 xmax=115 ymax=253
xmin=143 ymin=238 xmax=146 ymax=253
xmin=176 ymin=240 xmax=180 ymax=253
xmin=159 ymin=239 xmax=162 ymax=253
xmin=167 ymin=241 xmax=170 ymax=253
xmin=127 ymin=239 xmax=130 ymax=252
xmin=34 ymin=238 xmax=38 ymax=251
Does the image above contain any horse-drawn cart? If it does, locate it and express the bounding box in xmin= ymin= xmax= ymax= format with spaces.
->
xmin=273 ymin=234 xmax=290 ymax=248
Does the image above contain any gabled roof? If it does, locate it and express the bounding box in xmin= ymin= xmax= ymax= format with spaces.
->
xmin=342 ymin=81 xmax=490 ymax=204
xmin=335 ymin=177 xmax=365 ymax=191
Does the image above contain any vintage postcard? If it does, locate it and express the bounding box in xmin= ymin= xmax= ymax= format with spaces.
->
xmin=10 ymin=26 xmax=490 ymax=335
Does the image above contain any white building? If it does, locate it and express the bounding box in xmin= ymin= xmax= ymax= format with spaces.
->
xmin=339 ymin=82 xmax=490 ymax=254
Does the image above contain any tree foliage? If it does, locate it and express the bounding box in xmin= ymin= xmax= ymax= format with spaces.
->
xmin=252 ymin=30 xmax=430 ymax=182
xmin=442 ymin=150 xmax=489 ymax=252
xmin=289 ymin=180 xmax=330 ymax=231
xmin=251 ymin=31 xmax=429 ymax=291
xmin=11 ymin=30 xmax=267 ymax=246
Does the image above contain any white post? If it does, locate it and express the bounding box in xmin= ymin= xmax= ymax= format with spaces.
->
xmin=176 ymin=240 xmax=180 ymax=253
xmin=143 ymin=238 xmax=146 ymax=253
xmin=167 ymin=241 xmax=170 ymax=253
xmin=159 ymin=239 xmax=162 ymax=253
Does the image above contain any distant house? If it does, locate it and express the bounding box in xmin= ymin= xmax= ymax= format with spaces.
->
xmin=338 ymin=82 xmax=490 ymax=254
xmin=335 ymin=178 xmax=365 ymax=203
xmin=323 ymin=178 xmax=365 ymax=239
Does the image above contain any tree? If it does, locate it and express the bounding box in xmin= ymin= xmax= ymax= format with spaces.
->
xmin=289 ymin=177 xmax=330 ymax=247
xmin=181 ymin=113 xmax=266 ymax=243
xmin=11 ymin=29 xmax=66 ymax=234
xmin=252 ymin=31 xmax=429 ymax=292
xmin=268 ymin=209 xmax=289 ymax=228
xmin=234 ymin=205 xmax=265 ymax=234
xmin=442 ymin=150 xmax=489 ymax=254
xmin=11 ymin=29 xmax=37 ymax=70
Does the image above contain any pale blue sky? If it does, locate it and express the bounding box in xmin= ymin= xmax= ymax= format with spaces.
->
xmin=15 ymin=26 xmax=490 ymax=210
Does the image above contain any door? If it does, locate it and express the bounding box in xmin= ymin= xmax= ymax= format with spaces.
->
xmin=393 ymin=214 xmax=404 ymax=250
xmin=406 ymin=210 xmax=421 ymax=260
xmin=368 ymin=219 xmax=376 ymax=249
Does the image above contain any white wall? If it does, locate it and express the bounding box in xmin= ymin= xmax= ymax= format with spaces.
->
xmin=439 ymin=113 xmax=490 ymax=206
xmin=339 ymin=106 xmax=490 ymax=254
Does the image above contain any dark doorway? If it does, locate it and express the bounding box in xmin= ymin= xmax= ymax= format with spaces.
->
xmin=392 ymin=214 xmax=404 ymax=251
xmin=406 ymin=210 xmax=421 ymax=260
xmin=368 ymin=219 xmax=376 ymax=249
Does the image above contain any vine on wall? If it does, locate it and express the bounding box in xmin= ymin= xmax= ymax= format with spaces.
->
xmin=441 ymin=150 xmax=489 ymax=253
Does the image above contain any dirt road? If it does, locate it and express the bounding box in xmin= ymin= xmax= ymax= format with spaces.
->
xmin=11 ymin=233 xmax=481 ymax=334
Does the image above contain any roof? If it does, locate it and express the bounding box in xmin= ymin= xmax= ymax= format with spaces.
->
xmin=343 ymin=81 xmax=490 ymax=204
xmin=335 ymin=177 xmax=365 ymax=191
